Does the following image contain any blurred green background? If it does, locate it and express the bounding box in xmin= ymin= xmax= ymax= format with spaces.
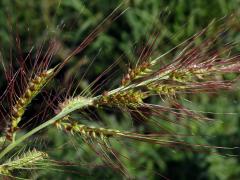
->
xmin=1 ymin=0 xmax=240 ymax=179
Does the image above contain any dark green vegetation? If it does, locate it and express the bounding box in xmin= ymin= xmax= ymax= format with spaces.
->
xmin=0 ymin=0 xmax=240 ymax=179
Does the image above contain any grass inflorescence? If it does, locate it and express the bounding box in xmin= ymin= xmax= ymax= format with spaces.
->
xmin=0 ymin=149 xmax=48 ymax=177
xmin=0 ymin=7 xmax=240 ymax=179
xmin=6 ymin=69 xmax=54 ymax=141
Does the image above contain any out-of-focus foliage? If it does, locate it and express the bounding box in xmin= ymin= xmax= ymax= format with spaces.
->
xmin=0 ymin=0 xmax=240 ymax=179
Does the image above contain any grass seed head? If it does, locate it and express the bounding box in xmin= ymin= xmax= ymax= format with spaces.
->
xmin=6 ymin=69 xmax=54 ymax=141
xmin=121 ymin=61 xmax=151 ymax=85
xmin=95 ymin=90 xmax=145 ymax=108
xmin=147 ymin=82 xmax=186 ymax=96
xmin=55 ymin=119 xmax=123 ymax=139
xmin=0 ymin=149 xmax=48 ymax=176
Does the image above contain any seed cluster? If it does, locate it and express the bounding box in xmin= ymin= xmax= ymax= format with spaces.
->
xmin=96 ymin=90 xmax=145 ymax=108
xmin=55 ymin=118 xmax=123 ymax=140
xmin=6 ymin=69 xmax=54 ymax=141
xmin=147 ymin=82 xmax=186 ymax=96
xmin=0 ymin=149 xmax=48 ymax=176
xmin=121 ymin=62 xmax=151 ymax=85
xmin=55 ymin=118 xmax=179 ymax=149
xmin=169 ymin=68 xmax=208 ymax=83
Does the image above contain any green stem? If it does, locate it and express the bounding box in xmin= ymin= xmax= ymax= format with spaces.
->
xmin=0 ymin=114 xmax=60 ymax=160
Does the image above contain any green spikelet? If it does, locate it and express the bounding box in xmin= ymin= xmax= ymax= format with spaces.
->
xmin=121 ymin=61 xmax=151 ymax=85
xmin=55 ymin=118 xmax=124 ymax=140
xmin=0 ymin=149 xmax=48 ymax=176
xmin=95 ymin=90 xmax=145 ymax=108
xmin=147 ymin=81 xmax=187 ymax=96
